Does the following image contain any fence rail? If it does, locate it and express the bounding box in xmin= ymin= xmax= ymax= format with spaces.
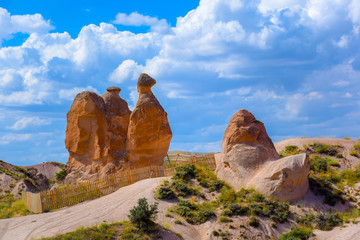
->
xmin=23 ymin=151 xmax=216 ymax=213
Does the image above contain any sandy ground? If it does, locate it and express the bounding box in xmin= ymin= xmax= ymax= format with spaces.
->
xmin=314 ymin=221 xmax=360 ymax=240
xmin=275 ymin=138 xmax=360 ymax=168
xmin=0 ymin=177 xmax=201 ymax=240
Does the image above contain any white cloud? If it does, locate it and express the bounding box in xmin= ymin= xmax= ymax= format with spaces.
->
xmin=109 ymin=60 xmax=143 ymax=83
xmin=7 ymin=117 xmax=51 ymax=130
xmin=333 ymin=35 xmax=349 ymax=48
xmin=0 ymin=7 xmax=53 ymax=44
xmin=0 ymin=133 xmax=32 ymax=144
xmin=112 ymin=12 xmax=170 ymax=32
xmin=349 ymin=0 xmax=360 ymax=24
xmin=58 ymin=86 xmax=98 ymax=100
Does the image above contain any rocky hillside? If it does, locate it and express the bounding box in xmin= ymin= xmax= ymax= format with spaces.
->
xmin=0 ymin=161 xmax=64 ymax=198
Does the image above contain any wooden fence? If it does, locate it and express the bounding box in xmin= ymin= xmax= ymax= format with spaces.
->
xmin=23 ymin=151 xmax=216 ymax=213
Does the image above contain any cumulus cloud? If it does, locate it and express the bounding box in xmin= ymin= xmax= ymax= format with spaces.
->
xmin=59 ymin=86 xmax=98 ymax=100
xmin=112 ymin=12 xmax=170 ymax=32
xmin=109 ymin=60 xmax=143 ymax=83
xmin=1 ymin=1 xmax=360 ymax=163
xmin=7 ymin=117 xmax=51 ymax=130
xmin=0 ymin=7 xmax=53 ymax=44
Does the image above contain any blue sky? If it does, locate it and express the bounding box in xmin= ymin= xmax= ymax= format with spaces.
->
xmin=0 ymin=0 xmax=359 ymax=166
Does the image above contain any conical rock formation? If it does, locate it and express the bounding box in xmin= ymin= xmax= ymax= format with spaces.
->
xmin=216 ymin=109 xmax=310 ymax=201
xmin=126 ymin=74 xmax=172 ymax=168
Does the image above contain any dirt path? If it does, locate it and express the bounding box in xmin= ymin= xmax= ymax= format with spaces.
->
xmin=0 ymin=177 xmax=200 ymax=240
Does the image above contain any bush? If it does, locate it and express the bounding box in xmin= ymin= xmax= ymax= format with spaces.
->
xmin=310 ymin=156 xmax=329 ymax=173
xmin=156 ymin=185 xmax=176 ymax=200
xmin=219 ymin=216 xmax=232 ymax=223
xmin=175 ymin=200 xmax=215 ymax=224
xmin=350 ymin=150 xmax=358 ymax=157
xmin=278 ymin=227 xmax=313 ymax=240
xmin=211 ymin=180 xmax=225 ymax=191
xmin=295 ymin=213 xmax=316 ymax=227
xmin=315 ymin=212 xmax=343 ymax=231
xmin=227 ymin=203 xmax=249 ymax=216
xmin=128 ymin=198 xmax=159 ymax=230
xmin=311 ymin=143 xmax=338 ymax=156
xmin=173 ymin=164 xmax=197 ymax=182
xmin=249 ymin=216 xmax=259 ymax=227
xmin=55 ymin=169 xmax=66 ymax=181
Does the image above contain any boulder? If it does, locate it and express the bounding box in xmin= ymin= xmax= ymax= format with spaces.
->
xmin=216 ymin=109 xmax=310 ymax=201
xmin=215 ymin=109 xmax=279 ymax=189
xmin=126 ymin=73 xmax=172 ymax=168
xmin=247 ymin=153 xmax=310 ymax=201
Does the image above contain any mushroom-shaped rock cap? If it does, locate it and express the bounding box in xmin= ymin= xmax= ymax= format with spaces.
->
xmin=106 ymin=86 xmax=121 ymax=92
xmin=137 ymin=73 xmax=156 ymax=88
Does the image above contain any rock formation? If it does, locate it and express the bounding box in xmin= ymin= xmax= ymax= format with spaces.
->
xmin=65 ymin=87 xmax=131 ymax=178
xmin=65 ymin=74 xmax=172 ymax=179
xmin=126 ymin=74 xmax=173 ymax=168
xmin=247 ymin=153 xmax=310 ymax=201
xmin=215 ymin=109 xmax=310 ymax=201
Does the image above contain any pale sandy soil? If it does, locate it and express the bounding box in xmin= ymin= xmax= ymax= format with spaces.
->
xmin=275 ymin=138 xmax=360 ymax=168
xmin=0 ymin=177 xmax=199 ymax=240
xmin=314 ymin=220 xmax=360 ymax=240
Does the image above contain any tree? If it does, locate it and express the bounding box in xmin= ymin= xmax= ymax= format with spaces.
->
xmin=128 ymin=198 xmax=159 ymax=230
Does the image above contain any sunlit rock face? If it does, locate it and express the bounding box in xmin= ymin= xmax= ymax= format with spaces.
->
xmin=216 ymin=109 xmax=310 ymax=201
xmin=126 ymin=74 xmax=172 ymax=168
xmin=65 ymin=74 xmax=172 ymax=180
xmin=65 ymin=87 xmax=131 ymax=178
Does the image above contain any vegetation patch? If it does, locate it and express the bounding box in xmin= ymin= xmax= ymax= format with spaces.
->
xmin=128 ymin=198 xmax=159 ymax=230
xmin=0 ymin=193 xmax=29 ymax=219
xmin=278 ymin=227 xmax=313 ymax=240
xmin=308 ymin=143 xmax=340 ymax=156
xmin=308 ymin=155 xmax=360 ymax=205
xmin=38 ymin=221 xmax=165 ymax=240
xmin=55 ymin=169 xmax=67 ymax=181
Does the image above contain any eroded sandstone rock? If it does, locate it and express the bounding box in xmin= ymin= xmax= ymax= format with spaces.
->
xmin=247 ymin=153 xmax=310 ymax=201
xmin=65 ymin=87 xmax=131 ymax=177
xmin=216 ymin=109 xmax=279 ymax=189
xmin=216 ymin=109 xmax=310 ymax=201
xmin=126 ymin=74 xmax=172 ymax=168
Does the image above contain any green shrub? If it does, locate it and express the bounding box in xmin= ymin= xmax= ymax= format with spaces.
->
xmin=336 ymin=153 xmax=344 ymax=158
xmin=350 ymin=150 xmax=358 ymax=157
xmin=156 ymin=185 xmax=176 ymax=200
xmin=311 ymin=143 xmax=338 ymax=156
xmin=55 ymin=169 xmax=66 ymax=181
xmin=278 ymin=227 xmax=313 ymax=240
xmin=173 ymin=164 xmax=197 ymax=182
xmin=310 ymin=156 xmax=329 ymax=173
xmin=212 ymin=230 xmax=219 ymax=236
xmin=211 ymin=180 xmax=225 ymax=191
xmin=249 ymin=216 xmax=259 ymax=227
xmin=128 ymin=198 xmax=159 ymax=230
xmin=315 ymin=212 xmax=343 ymax=231
xmin=219 ymin=216 xmax=232 ymax=223
xmin=295 ymin=213 xmax=316 ymax=227
xmin=175 ymin=200 xmax=215 ymax=224
xmin=218 ymin=187 xmax=237 ymax=203
xmin=172 ymin=181 xmax=193 ymax=197
xmin=225 ymin=203 xmax=249 ymax=216
xmin=354 ymin=142 xmax=360 ymax=150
